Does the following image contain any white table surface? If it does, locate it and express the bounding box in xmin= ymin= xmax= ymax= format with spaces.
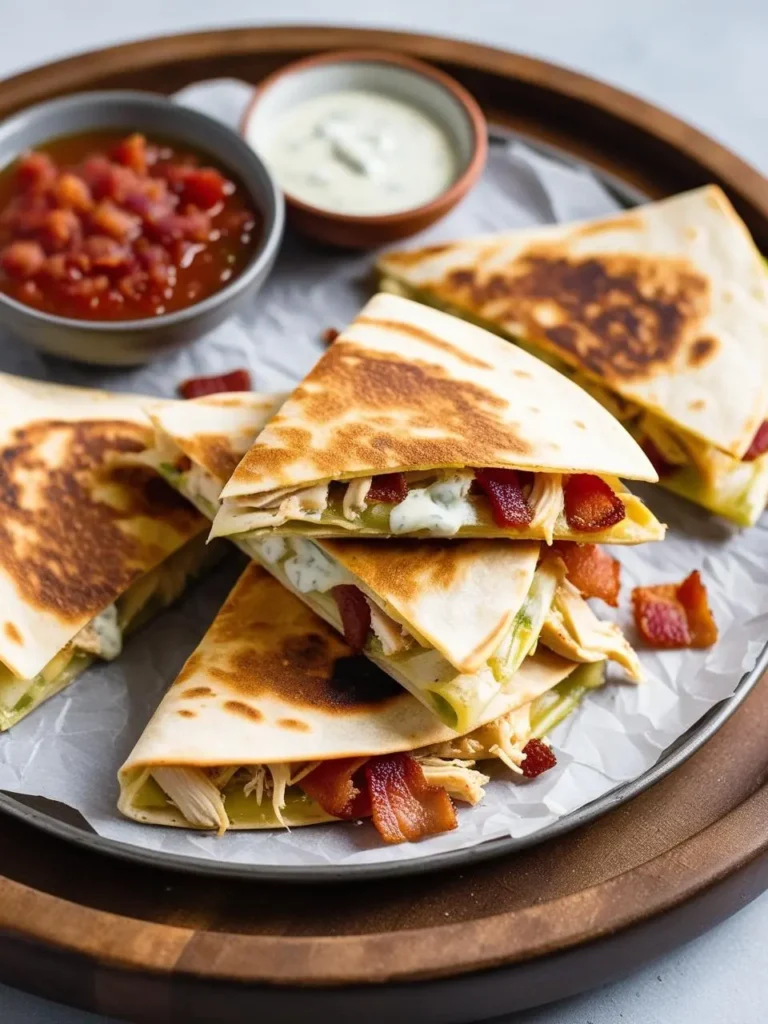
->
xmin=0 ymin=2 xmax=765 ymax=1022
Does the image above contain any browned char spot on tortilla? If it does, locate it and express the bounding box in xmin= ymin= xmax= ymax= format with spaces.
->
xmin=240 ymin=341 xmax=530 ymax=479
xmin=177 ymin=709 xmax=195 ymax=718
xmin=182 ymin=685 xmax=214 ymax=699
xmin=278 ymin=717 xmax=310 ymax=732
xmin=569 ymin=214 xmax=646 ymax=238
xmin=688 ymin=337 xmax=718 ymax=368
xmin=224 ymin=700 xmax=263 ymax=722
xmin=355 ymin=316 xmax=493 ymax=370
xmin=437 ymin=249 xmax=711 ymax=384
xmin=181 ymin=433 xmax=244 ymax=482
xmin=0 ymin=419 xmax=202 ymax=625
xmin=4 ymin=622 xmax=22 ymax=644
xmin=688 ymin=399 xmax=706 ymax=412
xmin=202 ymin=567 xmax=402 ymax=713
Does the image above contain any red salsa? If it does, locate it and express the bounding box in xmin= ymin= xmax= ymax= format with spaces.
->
xmin=0 ymin=131 xmax=262 ymax=320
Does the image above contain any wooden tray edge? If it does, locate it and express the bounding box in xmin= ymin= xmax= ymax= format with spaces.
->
xmin=0 ymin=780 xmax=765 ymax=988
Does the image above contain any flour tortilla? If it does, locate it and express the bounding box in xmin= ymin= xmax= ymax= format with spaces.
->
xmin=0 ymin=373 xmax=206 ymax=683
xmin=149 ymin=394 xmax=550 ymax=674
xmin=118 ymin=563 xmax=578 ymax=829
xmin=378 ymin=186 xmax=768 ymax=459
xmin=219 ymin=292 xmax=657 ymax=505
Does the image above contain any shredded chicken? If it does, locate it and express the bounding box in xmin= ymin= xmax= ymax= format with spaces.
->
xmin=527 ymin=473 xmax=564 ymax=545
xmin=242 ymin=763 xmax=292 ymax=825
xmin=416 ymin=757 xmax=490 ymax=805
xmin=421 ymin=704 xmax=532 ymax=774
xmin=542 ymin=579 xmax=642 ymax=680
xmin=367 ymin=600 xmax=414 ymax=655
xmin=343 ymin=476 xmax=372 ymax=520
xmin=152 ymin=767 xmax=229 ymax=833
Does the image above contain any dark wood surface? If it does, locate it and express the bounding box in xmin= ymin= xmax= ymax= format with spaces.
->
xmin=0 ymin=25 xmax=766 ymax=1022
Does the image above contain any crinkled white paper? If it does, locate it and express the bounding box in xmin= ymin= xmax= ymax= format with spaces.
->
xmin=0 ymin=79 xmax=763 ymax=868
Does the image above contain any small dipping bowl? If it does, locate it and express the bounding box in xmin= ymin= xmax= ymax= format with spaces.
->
xmin=0 ymin=91 xmax=284 ymax=366
xmin=241 ymin=50 xmax=487 ymax=248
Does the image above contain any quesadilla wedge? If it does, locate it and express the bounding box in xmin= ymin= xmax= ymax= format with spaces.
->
xmin=119 ymin=563 xmax=606 ymax=844
xmin=147 ymin=392 xmax=640 ymax=732
xmin=210 ymin=293 xmax=664 ymax=544
xmin=377 ymin=186 xmax=768 ymax=526
xmin=0 ymin=373 xmax=217 ymax=730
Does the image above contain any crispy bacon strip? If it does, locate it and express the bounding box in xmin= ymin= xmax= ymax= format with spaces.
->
xmin=743 ymin=420 xmax=768 ymax=461
xmin=552 ymin=542 xmax=621 ymax=607
xmin=367 ymin=473 xmax=409 ymax=504
xmin=563 ymin=474 xmax=626 ymax=533
xmin=331 ymin=585 xmax=371 ymax=651
xmin=521 ymin=739 xmax=557 ymax=779
xmin=641 ymin=439 xmax=677 ymax=478
xmin=365 ymin=753 xmax=457 ymax=844
xmin=299 ymin=757 xmax=371 ymax=818
xmin=632 ymin=570 xmax=717 ymax=649
xmin=178 ymin=368 xmax=251 ymax=399
xmin=473 ymin=468 xmax=532 ymax=528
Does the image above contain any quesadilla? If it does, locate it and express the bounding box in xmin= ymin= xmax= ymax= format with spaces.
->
xmin=210 ymin=293 xmax=664 ymax=544
xmin=0 ymin=373 xmax=216 ymax=730
xmin=118 ymin=562 xmax=605 ymax=844
xmin=377 ymin=186 xmax=768 ymax=526
xmin=147 ymin=392 xmax=640 ymax=732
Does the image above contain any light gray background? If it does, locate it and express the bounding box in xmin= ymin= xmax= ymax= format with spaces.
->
xmin=0 ymin=2 xmax=765 ymax=1022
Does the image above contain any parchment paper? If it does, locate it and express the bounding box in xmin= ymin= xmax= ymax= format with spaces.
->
xmin=0 ymin=79 xmax=763 ymax=868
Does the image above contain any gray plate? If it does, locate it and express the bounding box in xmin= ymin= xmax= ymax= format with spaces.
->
xmin=0 ymin=126 xmax=758 ymax=884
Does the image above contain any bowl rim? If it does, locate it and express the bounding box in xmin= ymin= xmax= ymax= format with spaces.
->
xmin=240 ymin=48 xmax=488 ymax=226
xmin=0 ymin=89 xmax=285 ymax=333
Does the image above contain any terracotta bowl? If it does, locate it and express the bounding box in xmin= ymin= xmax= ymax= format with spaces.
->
xmin=240 ymin=50 xmax=487 ymax=248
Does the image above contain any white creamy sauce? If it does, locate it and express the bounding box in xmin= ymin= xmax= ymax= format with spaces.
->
xmin=281 ymin=538 xmax=349 ymax=594
xmin=390 ymin=473 xmax=475 ymax=536
xmin=260 ymin=90 xmax=458 ymax=216
xmin=255 ymin=536 xmax=288 ymax=564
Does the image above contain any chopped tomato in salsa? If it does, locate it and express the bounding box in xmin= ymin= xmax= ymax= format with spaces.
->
xmin=563 ymin=474 xmax=626 ymax=533
xmin=473 ymin=468 xmax=532 ymax=528
xmin=0 ymin=132 xmax=261 ymax=321
xmin=632 ymin=570 xmax=718 ymax=649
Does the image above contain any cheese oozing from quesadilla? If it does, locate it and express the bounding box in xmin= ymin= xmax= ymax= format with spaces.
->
xmin=153 ymin=438 xmax=640 ymax=733
xmin=211 ymin=293 xmax=664 ymax=544
xmin=118 ymin=562 xmax=607 ymax=843
xmin=376 ymin=187 xmax=768 ymax=527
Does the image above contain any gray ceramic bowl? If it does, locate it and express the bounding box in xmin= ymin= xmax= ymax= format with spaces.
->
xmin=0 ymin=91 xmax=284 ymax=366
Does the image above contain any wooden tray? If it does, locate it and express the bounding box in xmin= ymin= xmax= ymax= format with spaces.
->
xmin=0 ymin=25 xmax=766 ymax=1022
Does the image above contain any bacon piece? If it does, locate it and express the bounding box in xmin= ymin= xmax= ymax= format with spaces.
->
xmin=632 ymin=570 xmax=717 ymax=650
xmin=366 ymin=473 xmax=409 ymax=504
xmin=365 ymin=753 xmax=457 ymax=844
xmin=552 ymin=542 xmax=621 ymax=607
xmin=178 ymin=369 xmax=252 ymax=399
xmin=331 ymin=585 xmax=371 ymax=651
xmin=521 ymin=739 xmax=557 ymax=778
xmin=642 ymin=439 xmax=677 ymax=478
xmin=298 ymin=757 xmax=371 ymax=819
xmin=473 ymin=468 xmax=532 ymax=528
xmin=743 ymin=420 xmax=768 ymax=461
xmin=563 ymin=474 xmax=626 ymax=533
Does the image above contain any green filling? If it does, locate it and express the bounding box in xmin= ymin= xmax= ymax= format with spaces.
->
xmin=529 ymin=661 xmax=606 ymax=738
xmin=488 ymin=568 xmax=559 ymax=684
xmin=429 ymin=692 xmax=459 ymax=730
